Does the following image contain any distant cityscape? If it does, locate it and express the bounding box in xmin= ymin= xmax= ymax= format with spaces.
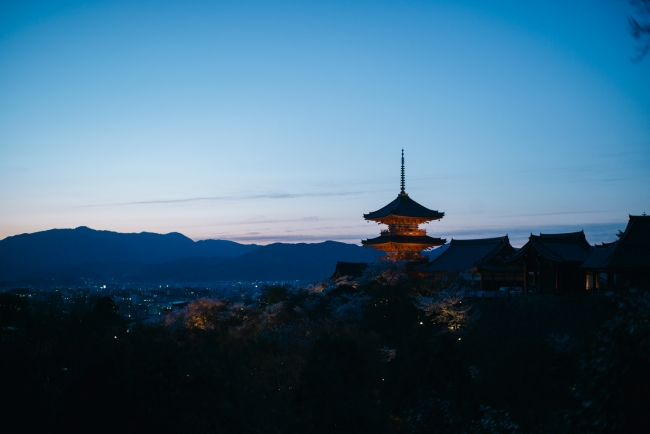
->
xmin=8 ymin=280 xmax=304 ymax=323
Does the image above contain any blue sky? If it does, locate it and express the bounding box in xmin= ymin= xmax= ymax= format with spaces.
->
xmin=1 ymin=0 xmax=649 ymax=246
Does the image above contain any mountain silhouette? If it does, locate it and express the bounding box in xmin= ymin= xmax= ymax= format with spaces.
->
xmin=0 ymin=227 xmax=258 ymax=283
xmin=136 ymin=241 xmax=383 ymax=282
xmin=0 ymin=227 xmax=383 ymax=284
xmin=0 ymin=226 xmax=259 ymax=265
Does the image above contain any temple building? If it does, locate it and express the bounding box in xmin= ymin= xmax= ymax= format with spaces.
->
xmin=504 ymin=231 xmax=591 ymax=294
xmin=329 ymin=261 xmax=368 ymax=284
xmin=582 ymin=215 xmax=650 ymax=291
xmin=420 ymin=236 xmax=524 ymax=290
xmin=361 ymin=150 xmax=446 ymax=262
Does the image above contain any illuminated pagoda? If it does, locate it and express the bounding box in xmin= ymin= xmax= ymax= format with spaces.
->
xmin=362 ymin=150 xmax=446 ymax=262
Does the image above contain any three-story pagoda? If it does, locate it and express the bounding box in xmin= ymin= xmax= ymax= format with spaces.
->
xmin=362 ymin=151 xmax=446 ymax=262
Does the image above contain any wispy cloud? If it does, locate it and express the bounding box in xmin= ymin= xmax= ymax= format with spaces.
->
xmin=194 ymin=216 xmax=325 ymax=228
xmin=209 ymin=221 xmax=629 ymax=246
xmin=491 ymin=210 xmax=607 ymax=218
xmin=81 ymin=191 xmax=363 ymax=207
xmin=0 ymin=165 xmax=29 ymax=174
xmin=209 ymin=233 xmax=367 ymax=244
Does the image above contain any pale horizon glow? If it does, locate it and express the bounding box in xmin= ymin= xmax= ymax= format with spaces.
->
xmin=1 ymin=0 xmax=649 ymax=248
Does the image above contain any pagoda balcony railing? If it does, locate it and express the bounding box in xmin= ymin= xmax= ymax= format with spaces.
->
xmin=381 ymin=229 xmax=427 ymax=237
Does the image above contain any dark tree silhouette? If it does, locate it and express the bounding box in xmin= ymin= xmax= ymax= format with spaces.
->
xmin=262 ymin=284 xmax=290 ymax=304
xmin=568 ymin=291 xmax=650 ymax=433
xmin=629 ymin=0 xmax=650 ymax=59
xmin=0 ymin=293 xmax=30 ymax=329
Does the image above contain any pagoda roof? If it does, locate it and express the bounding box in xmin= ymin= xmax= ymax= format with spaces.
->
xmin=364 ymin=193 xmax=444 ymax=221
xmin=582 ymin=215 xmax=650 ymax=270
xmin=506 ymin=231 xmax=591 ymax=264
xmin=362 ymin=234 xmax=446 ymax=247
xmin=422 ymin=236 xmax=514 ymax=272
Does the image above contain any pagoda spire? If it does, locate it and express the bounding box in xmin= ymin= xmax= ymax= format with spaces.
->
xmin=363 ymin=150 xmax=446 ymax=262
xmin=400 ymin=149 xmax=405 ymax=194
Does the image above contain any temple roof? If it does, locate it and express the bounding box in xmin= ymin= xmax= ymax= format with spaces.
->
xmin=422 ymin=236 xmax=514 ymax=272
xmin=582 ymin=215 xmax=650 ymax=270
xmin=329 ymin=261 xmax=368 ymax=280
xmin=364 ymin=193 xmax=444 ymax=221
xmin=582 ymin=243 xmax=617 ymax=269
xmin=361 ymin=234 xmax=446 ymax=247
xmin=506 ymin=231 xmax=591 ymax=264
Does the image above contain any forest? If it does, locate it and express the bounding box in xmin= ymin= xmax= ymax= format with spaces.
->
xmin=1 ymin=271 xmax=648 ymax=434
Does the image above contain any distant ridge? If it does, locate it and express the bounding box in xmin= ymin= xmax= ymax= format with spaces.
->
xmin=0 ymin=227 xmax=258 ymax=283
xmin=137 ymin=241 xmax=383 ymax=282
xmin=0 ymin=226 xmax=259 ymax=265
xmin=0 ymin=227 xmax=382 ymax=284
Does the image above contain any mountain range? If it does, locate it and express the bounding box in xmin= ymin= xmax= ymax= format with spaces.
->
xmin=0 ymin=227 xmax=389 ymax=285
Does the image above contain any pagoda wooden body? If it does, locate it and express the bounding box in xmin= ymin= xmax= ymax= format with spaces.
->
xmin=362 ymin=151 xmax=446 ymax=262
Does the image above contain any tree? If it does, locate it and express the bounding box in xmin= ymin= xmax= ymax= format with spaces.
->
xmin=629 ymin=0 xmax=650 ymax=60
xmin=0 ymin=293 xmax=30 ymax=329
xmin=567 ymin=290 xmax=650 ymax=433
xmin=414 ymin=290 xmax=480 ymax=332
xmin=263 ymin=284 xmax=290 ymax=304
xmin=358 ymin=260 xmax=407 ymax=286
xmin=295 ymin=333 xmax=386 ymax=433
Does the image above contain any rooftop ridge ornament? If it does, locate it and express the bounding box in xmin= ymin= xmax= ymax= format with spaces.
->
xmin=400 ymin=149 xmax=405 ymax=195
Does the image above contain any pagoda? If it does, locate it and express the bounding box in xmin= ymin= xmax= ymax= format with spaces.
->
xmin=362 ymin=150 xmax=446 ymax=262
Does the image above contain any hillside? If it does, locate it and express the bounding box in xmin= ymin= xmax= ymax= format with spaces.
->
xmin=0 ymin=227 xmax=382 ymax=284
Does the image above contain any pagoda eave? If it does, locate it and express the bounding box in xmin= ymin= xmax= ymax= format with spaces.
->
xmin=363 ymin=243 xmax=438 ymax=254
xmin=365 ymin=215 xmax=443 ymax=225
xmin=363 ymin=193 xmax=445 ymax=222
xmin=362 ymin=235 xmax=446 ymax=248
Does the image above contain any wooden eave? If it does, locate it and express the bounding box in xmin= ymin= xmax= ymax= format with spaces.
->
xmin=364 ymin=193 xmax=444 ymax=222
xmin=362 ymin=234 xmax=446 ymax=247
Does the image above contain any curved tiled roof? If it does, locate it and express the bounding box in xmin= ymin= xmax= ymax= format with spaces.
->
xmin=582 ymin=243 xmax=617 ymax=269
xmin=506 ymin=231 xmax=591 ymax=264
xmin=583 ymin=215 xmax=650 ymax=269
xmin=362 ymin=234 xmax=446 ymax=247
xmin=422 ymin=236 xmax=512 ymax=272
xmin=329 ymin=261 xmax=368 ymax=280
xmin=364 ymin=193 xmax=444 ymax=221
xmin=609 ymin=215 xmax=650 ymax=268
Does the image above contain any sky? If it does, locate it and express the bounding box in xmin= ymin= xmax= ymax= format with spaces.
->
xmin=1 ymin=0 xmax=649 ymax=247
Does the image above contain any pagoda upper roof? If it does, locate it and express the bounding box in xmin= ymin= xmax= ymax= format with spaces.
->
xmin=364 ymin=193 xmax=444 ymax=221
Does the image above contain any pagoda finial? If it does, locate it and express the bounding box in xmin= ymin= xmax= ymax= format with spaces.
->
xmin=400 ymin=149 xmax=405 ymax=194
